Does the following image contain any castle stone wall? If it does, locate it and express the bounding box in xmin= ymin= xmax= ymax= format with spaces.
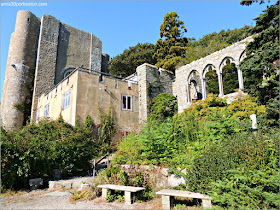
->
xmin=137 ymin=63 xmax=174 ymax=123
xmin=31 ymin=14 xmax=103 ymax=121
xmin=1 ymin=10 xmax=40 ymax=130
xmin=31 ymin=14 xmax=60 ymax=121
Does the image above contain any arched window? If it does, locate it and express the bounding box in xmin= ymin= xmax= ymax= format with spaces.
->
xmin=205 ymin=66 xmax=219 ymax=94
xmin=222 ymin=59 xmax=238 ymax=94
xmin=63 ymin=68 xmax=75 ymax=79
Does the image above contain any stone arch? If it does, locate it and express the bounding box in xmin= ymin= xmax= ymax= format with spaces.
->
xmin=220 ymin=57 xmax=239 ymax=95
xmin=238 ymin=50 xmax=246 ymax=63
xmin=61 ymin=66 xmax=76 ymax=79
xmin=203 ymin=64 xmax=219 ymax=96
xmin=219 ymin=56 xmax=235 ymax=72
xmin=187 ymin=70 xmax=202 ymax=102
xmin=202 ymin=64 xmax=216 ymax=78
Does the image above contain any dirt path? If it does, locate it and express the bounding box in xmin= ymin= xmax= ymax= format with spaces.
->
xmin=0 ymin=189 xmax=161 ymax=209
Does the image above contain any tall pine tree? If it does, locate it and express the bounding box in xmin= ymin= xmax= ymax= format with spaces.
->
xmin=153 ymin=12 xmax=188 ymax=72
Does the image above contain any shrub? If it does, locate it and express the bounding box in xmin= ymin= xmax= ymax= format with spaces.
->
xmin=209 ymin=168 xmax=280 ymax=209
xmin=149 ymin=93 xmax=177 ymax=122
xmin=1 ymin=109 xmax=116 ymax=190
xmin=185 ymin=129 xmax=279 ymax=194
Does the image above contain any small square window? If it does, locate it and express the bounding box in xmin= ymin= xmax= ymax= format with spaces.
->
xmin=122 ymin=95 xmax=132 ymax=111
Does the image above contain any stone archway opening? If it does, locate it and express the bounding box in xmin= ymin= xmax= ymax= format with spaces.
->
xmin=221 ymin=59 xmax=239 ymax=95
xmin=187 ymin=70 xmax=202 ymax=103
xmin=189 ymin=80 xmax=202 ymax=102
xmin=205 ymin=65 xmax=219 ymax=95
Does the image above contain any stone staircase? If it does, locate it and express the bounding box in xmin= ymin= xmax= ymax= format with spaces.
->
xmin=48 ymin=153 xmax=115 ymax=190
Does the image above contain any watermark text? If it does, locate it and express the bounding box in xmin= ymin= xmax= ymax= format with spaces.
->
xmin=1 ymin=2 xmax=48 ymax=7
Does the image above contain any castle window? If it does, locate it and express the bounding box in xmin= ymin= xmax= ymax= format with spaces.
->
xmin=44 ymin=104 xmax=49 ymax=118
xmin=122 ymin=95 xmax=132 ymax=111
xmin=128 ymin=81 xmax=132 ymax=90
xmin=62 ymin=90 xmax=71 ymax=109
xmin=63 ymin=68 xmax=75 ymax=79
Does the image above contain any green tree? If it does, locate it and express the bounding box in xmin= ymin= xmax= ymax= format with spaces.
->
xmin=153 ymin=12 xmax=188 ymax=72
xmin=240 ymin=2 xmax=279 ymax=126
xmin=109 ymin=43 xmax=156 ymax=77
xmin=222 ymin=59 xmax=239 ymax=95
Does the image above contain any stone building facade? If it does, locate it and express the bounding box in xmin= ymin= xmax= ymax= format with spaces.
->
xmin=1 ymin=10 xmax=109 ymax=130
xmin=36 ymin=70 xmax=139 ymax=133
xmin=1 ymin=10 xmax=253 ymax=131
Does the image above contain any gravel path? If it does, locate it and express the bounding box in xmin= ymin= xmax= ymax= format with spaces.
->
xmin=0 ymin=189 xmax=160 ymax=209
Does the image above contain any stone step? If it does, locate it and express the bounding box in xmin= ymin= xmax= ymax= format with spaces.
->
xmin=48 ymin=176 xmax=93 ymax=190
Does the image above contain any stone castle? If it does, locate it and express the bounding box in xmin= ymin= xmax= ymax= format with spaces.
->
xmin=1 ymin=10 xmax=253 ymax=133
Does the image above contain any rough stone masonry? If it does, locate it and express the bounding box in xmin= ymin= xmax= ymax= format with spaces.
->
xmin=1 ymin=10 xmax=109 ymax=130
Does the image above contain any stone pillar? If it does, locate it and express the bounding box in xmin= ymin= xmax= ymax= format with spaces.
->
xmin=201 ymin=77 xmax=207 ymax=99
xmin=136 ymin=63 xmax=165 ymax=123
xmin=186 ymin=83 xmax=191 ymax=103
xmin=217 ymin=72 xmax=224 ymax=96
xmin=236 ymin=65 xmax=244 ymax=91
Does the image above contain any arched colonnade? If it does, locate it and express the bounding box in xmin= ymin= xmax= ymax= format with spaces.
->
xmin=174 ymin=36 xmax=254 ymax=113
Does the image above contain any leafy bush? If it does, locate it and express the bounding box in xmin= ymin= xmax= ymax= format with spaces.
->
xmin=1 ymin=111 xmax=116 ymax=190
xmin=186 ymin=129 xmax=279 ymax=193
xmin=113 ymin=94 xmax=278 ymax=208
xmin=149 ymin=93 xmax=177 ymax=122
xmin=210 ymin=168 xmax=279 ymax=209
xmin=115 ymin=95 xmax=265 ymax=169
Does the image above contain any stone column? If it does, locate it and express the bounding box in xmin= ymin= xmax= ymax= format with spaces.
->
xmin=236 ymin=65 xmax=244 ymax=91
xmin=217 ymin=72 xmax=224 ymax=96
xmin=186 ymin=83 xmax=191 ymax=103
xmin=201 ymin=77 xmax=207 ymax=99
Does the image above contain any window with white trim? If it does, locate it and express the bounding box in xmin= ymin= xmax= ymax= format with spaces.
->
xmin=122 ymin=95 xmax=132 ymax=110
xmin=62 ymin=90 xmax=71 ymax=109
xmin=44 ymin=104 xmax=49 ymax=118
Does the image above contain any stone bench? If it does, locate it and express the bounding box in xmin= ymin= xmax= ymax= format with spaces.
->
xmin=156 ymin=189 xmax=212 ymax=209
xmin=97 ymin=184 xmax=145 ymax=205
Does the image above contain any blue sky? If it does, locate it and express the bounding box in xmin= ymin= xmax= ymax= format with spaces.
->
xmin=0 ymin=0 xmax=275 ymax=100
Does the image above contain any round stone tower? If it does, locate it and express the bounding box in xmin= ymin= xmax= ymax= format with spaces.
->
xmin=1 ymin=11 xmax=40 ymax=130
